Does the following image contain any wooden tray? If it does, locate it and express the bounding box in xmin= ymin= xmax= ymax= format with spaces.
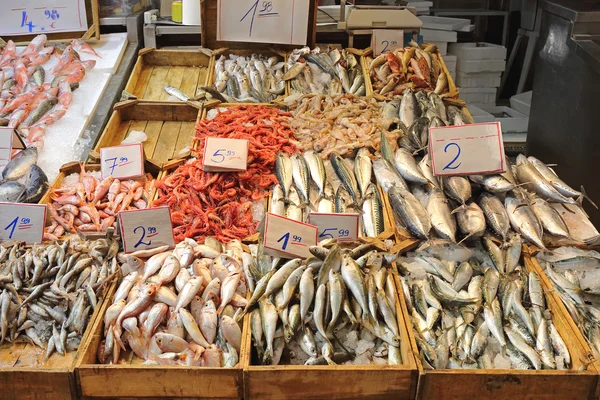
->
xmin=0 ymin=278 xmax=116 ymax=400
xmin=87 ymin=101 xmax=202 ymax=167
xmin=394 ymin=249 xmax=600 ymax=400
xmin=244 ymin=240 xmax=419 ymax=400
xmin=362 ymin=44 xmax=459 ymax=101
xmin=124 ymin=48 xmax=212 ymax=103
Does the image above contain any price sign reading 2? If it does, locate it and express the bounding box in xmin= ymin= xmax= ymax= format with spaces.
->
xmin=380 ymin=40 xmax=398 ymax=53
xmin=443 ymin=142 xmax=462 ymax=170
xmin=118 ymin=207 xmax=175 ymax=254
xmin=133 ymin=226 xmax=158 ymax=248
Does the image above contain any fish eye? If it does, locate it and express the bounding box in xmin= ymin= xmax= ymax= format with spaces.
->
xmin=157 ymin=338 xmax=162 ymax=344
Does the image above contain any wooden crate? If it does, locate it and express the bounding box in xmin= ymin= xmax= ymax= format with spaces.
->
xmin=0 ymin=278 xmax=116 ymax=400
xmin=362 ymin=45 xmax=459 ymax=101
xmin=124 ymin=48 xmax=212 ymax=103
xmin=394 ymin=249 xmax=600 ymax=400
xmin=75 ymin=277 xmax=249 ymax=399
xmin=87 ymin=101 xmax=202 ymax=166
xmin=244 ymin=238 xmax=418 ymax=400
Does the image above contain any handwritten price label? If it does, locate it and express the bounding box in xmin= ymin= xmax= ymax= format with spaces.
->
xmin=100 ymin=144 xmax=144 ymax=180
xmin=217 ymin=0 xmax=311 ymax=46
xmin=203 ymin=138 xmax=249 ymax=172
xmin=307 ymin=213 xmax=360 ymax=242
xmin=0 ymin=128 xmax=13 ymax=176
xmin=372 ymin=30 xmax=404 ymax=56
xmin=0 ymin=203 xmax=46 ymax=244
xmin=118 ymin=207 xmax=175 ymax=254
xmin=429 ymin=122 xmax=505 ymax=176
xmin=263 ymin=212 xmax=317 ymax=259
xmin=1 ymin=0 xmax=88 ymax=36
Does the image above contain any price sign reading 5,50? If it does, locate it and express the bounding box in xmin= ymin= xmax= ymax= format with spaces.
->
xmin=118 ymin=207 xmax=175 ymax=254
xmin=308 ymin=213 xmax=360 ymax=242
xmin=263 ymin=213 xmax=317 ymax=259
xmin=203 ymin=137 xmax=248 ymax=172
xmin=0 ymin=203 xmax=45 ymax=244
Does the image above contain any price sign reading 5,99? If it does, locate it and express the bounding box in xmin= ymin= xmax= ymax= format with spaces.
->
xmin=429 ymin=122 xmax=505 ymax=177
xmin=118 ymin=207 xmax=175 ymax=254
xmin=0 ymin=203 xmax=46 ymax=244
xmin=203 ymin=137 xmax=249 ymax=172
xmin=263 ymin=213 xmax=318 ymax=259
xmin=308 ymin=213 xmax=360 ymax=242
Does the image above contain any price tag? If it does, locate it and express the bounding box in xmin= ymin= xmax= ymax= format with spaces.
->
xmin=100 ymin=144 xmax=144 ymax=180
xmin=308 ymin=213 xmax=360 ymax=242
xmin=118 ymin=207 xmax=175 ymax=254
xmin=263 ymin=212 xmax=317 ymax=259
xmin=429 ymin=122 xmax=505 ymax=176
xmin=217 ymin=0 xmax=310 ymax=46
xmin=203 ymin=138 xmax=249 ymax=172
xmin=372 ymin=30 xmax=404 ymax=56
xmin=0 ymin=203 xmax=46 ymax=244
xmin=0 ymin=0 xmax=88 ymax=36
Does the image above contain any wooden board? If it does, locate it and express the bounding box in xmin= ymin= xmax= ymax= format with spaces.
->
xmin=0 ymin=279 xmax=115 ymax=400
xmin=244 ymin=239 xmax=418 ymax=400
xmin=75 ymin=278 xmax=248 ymax=399
xmin=88 ymin=102 xmax=202 ymax=166
xmin=394 ymin=248 xmax=600 ymax=400
xmin=124 ymin=49 xmax=211 ymax=103
xmin=200 ymin=0 xmax=318 ymax=51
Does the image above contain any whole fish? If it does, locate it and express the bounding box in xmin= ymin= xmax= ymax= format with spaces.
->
xmin=2 ymin=147 xmax=38 ymax=181
xmin=164 ymin=86 xmax=189 ymax=101
xmin=389 ymin=186 xmax=431 ymax=239
xmin=330 ymin=152 xmax=361 ymax=206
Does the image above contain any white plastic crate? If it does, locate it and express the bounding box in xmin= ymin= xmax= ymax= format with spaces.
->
xmin=419 ymin=15 xmax=470 ymax=31
xmin=429 ymin=41 xmax=448 ymax=55
xmin=456 ymin=71 xmax=501 ymax=88
xmin=448 ymin=42 xmax=507 ymax=60
xmin=478 ymin=105 xmax=529 ymax=133
xmin=466 ymin=104 xmax=495 ymax=123
xmin=442 ymin=54 xmax=456 ymax=71
xmin=458 ymin=87 xmax=497 ymax=105
xmin=456 ymin=58 xmax=506 ymax=73
xmin=420 ymin=28 xmax=457 ymax=42
xmin=510 ymin=90 xmax=532 ymax=116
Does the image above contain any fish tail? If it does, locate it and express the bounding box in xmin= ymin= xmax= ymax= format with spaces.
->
xmin=457 ymin=232 xmax=475 ymax=246
xmin=578 ymin=185 xmax=598 ymax=209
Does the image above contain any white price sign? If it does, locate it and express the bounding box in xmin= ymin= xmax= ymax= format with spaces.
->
xmin=0 ymin=129 xmax=13 ymax=176
xmin=371 ymin=30 xmax=404 ymax=56
xmin=308 ymin=213 xmax=360 ymax=242
xmin=203 ymin=138 xmax=249 ymax=172
xmin=0 ymin=203 xmax=46 ymax=244
xmin=0 ymin=0 xmax=88 ymax=36
xmin=100 ymin=144 xmax=144 ymax=180
xmin=118 ymin=207 xmax=176 ymax=254
xmin=217 ymin=0 xmax=310 ymax=46
xmin=429 ymin=122 xmax=505 ymax=176
xmin=263 ymin=212 xmax=317 ymax=259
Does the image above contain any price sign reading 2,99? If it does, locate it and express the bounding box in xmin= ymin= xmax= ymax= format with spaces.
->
xmin=308 ymin=213 xmax=360 ymax=242
xmin=118 ymin=207 xmax=175 ymax=254
xmin=263 ymin=213 xmax=318 ymax=259
xmin=203 ymin=137 xmax=249 ymax=172
xmin=0 ymin=203 xmax=46 ymax=244
xmin=429 ymin=122 xmax=505 ymax=177
xmin=371 ymin=29 xmax=404 ymax=56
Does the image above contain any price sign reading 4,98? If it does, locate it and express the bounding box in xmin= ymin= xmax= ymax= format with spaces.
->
xmin=203 ymin=137 xmax=249 ymax=172
xmin=371 ymin=29 xmax=404 ymax=56
xmin=0 ymin=203 xmax=46 ymax=244
xmin=263 ymin=213 xmax=318 ymax=259
xmin=1 ymin=0 xmax=89 ymax=36
xmin=308 ymin=213 xmax=360 ymax=242
xmin=118 ymin=207 xmax=175 ymax=254
xmin=100 ymin=143 xmax=144 ymax=180
xmin=429 ymin=122 xmax=505 ymax=177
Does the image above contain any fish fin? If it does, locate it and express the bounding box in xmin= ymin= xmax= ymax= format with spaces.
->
xmin=585 ymin=234 xmax=600 ymax=247
xmin=457 ymin=232 xmax=476 ymax=246
xmin=578 ymin=185 xmax=598 ymax=209
xmin=450 ymin=204 xmax=466 ymax=215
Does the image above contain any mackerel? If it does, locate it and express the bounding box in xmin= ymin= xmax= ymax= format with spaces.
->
xmin=330 ymin=153 xmax=361 ymax=206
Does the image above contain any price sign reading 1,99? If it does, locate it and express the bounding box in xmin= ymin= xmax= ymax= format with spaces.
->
xmin=118 ymin=207 xmax=175 ymax=254
xmin=0 ymin=203 xmax=46 ymax=244
xmin=263 ymin=212 xmax=318 ymax=259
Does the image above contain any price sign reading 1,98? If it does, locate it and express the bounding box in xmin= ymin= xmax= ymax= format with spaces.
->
xmin=429 ymin=122 xmax=505 ymax=176
xmin=100 ymin=143 xmax=144 ymax=180
xmin=263 ymin=212 xmax=317 ymax=259
xmin=308 ymin=213 xmax=360 ymax=242
xmin=118 ymin=207 xmax=175 ymax=254
xmin=371 ymin=29 xmax=404 ymax=56
xmin=203 ymin=137 xmax=249 ymax=172
xmin=0 ymin=203 xmax=46 ymax=244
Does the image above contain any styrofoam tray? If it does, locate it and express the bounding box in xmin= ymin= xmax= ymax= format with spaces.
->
xmin=478 ymin=105 xmax=529 ymax=133
xmin=458 ymin=87 xmax=497 ymax=105
xmin=466 ymin=104 xmax=495 ymax=123
xmin=419 ymin=16 xmax=470 ymax=31
xmin=449 ymin=42 xmax=507 ymax=60
xmin=429 ymin=41 xmax=448 ymax=55
xmin=420 ymin=28 xmax=457 ymax=42
xmin=317 ymin=5 xmax=352 ymax=25
xmin=456 ymin=71 xmax=501 ymax=88
xmin=456 ymin=59 xmax=506 ymax=73
xmin=510 ymin=90 xmax=532 ymax=116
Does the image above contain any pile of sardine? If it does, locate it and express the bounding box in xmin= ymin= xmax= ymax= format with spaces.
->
xmin=0 ymin=147 xmax=48 ymax=204
xmin=0 ymin=238 xmax=118 ymax=359
xmin=536 ymin=248 xmax=600 ymax=358
xmin=273 ymin=149 xmax=385 ymax=238
xmin=99 ymin=239 xmax=246 ymax=367
xmin=208 ymin=54 xmax=285 ymax=103
xmin=244 ymin=240 xmax=403 ymax=365
xmin=398 ymin=241 xmax=572 ymax=370
xmin=366 ymin=43 xmax=451 ymax=97
xmin=284 ymin=47 xmax=364 ymax=99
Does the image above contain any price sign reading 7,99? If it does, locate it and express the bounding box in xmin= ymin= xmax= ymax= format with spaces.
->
xmin=263 ymin=213 xmax=318 ymax=259
xmin=0 ymin=203 xmax=46 ymax=244
xmin=118 ymin=207 xmax=175 ymax=254
xmin=203 ymin=137 xmax=249 ymax=172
